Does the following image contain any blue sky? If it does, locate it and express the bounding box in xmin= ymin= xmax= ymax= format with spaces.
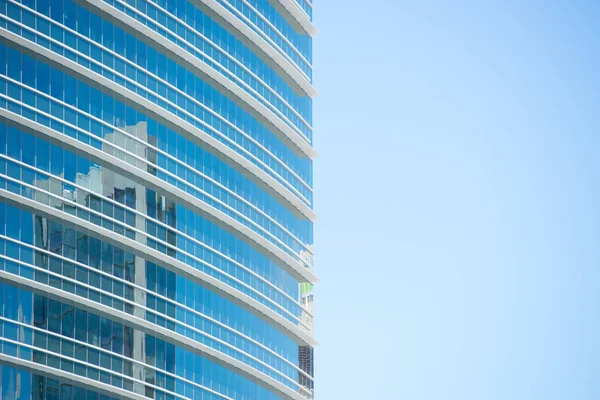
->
xmin=312 ymin=1 xmax=600 ymax=399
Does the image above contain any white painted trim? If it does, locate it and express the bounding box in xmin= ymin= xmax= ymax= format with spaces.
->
xmin=0 ymin=271 xmax=312 ymax=400
xmin=2 ymin=3 xmax=316 ymax=178
xmin=0 ymin=188 xmax=318 ymax=346
xmin=0 ymin=257 xmax=313 ymax=385
xmin=0 ymin=339 xmax=192 ymax=398
xmin=0 ymin=354 xmax=150 ymax=400
xmin=219 ymin=0 xmax=312 ymax=67
xmin=0 ymin=242 xmax=313 ymax=377
xmin=0 ymin=159 xmax=311 ymax=323
xmin=0 ymin=91 xmax=312 ymax=258
xmin=0 ymin=171 xmax=307 ymax=326
xmin=269 ymin=0 xmax=317 ymax=36
xmin=0 ymin=28 xmax=317 ymax=221
xmin=80 ymin=0 xmax=317 ymax=158
xmin=299 ymin=0 xmax=313 ymax=9
xmin=0 ymin=77 xmax=314 ymax=256
xmin=114 ymin=0 xmax=313 ymax=131
xmin=162 ymin=0 xmax=317 ymax=97
xmin=0 ymin=317 xmax=234 ymax=399
xmin=0 ymin=132 xmax=315 ymax=306
xmin=0 ymin=107 xmax=317 ymax=282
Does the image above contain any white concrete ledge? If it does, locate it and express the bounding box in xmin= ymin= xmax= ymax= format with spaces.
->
xmin=0 ymin=28 xmax=317 ymax=222
xmin=0 ymin=108 xmax=317 ymax=284
xmin=78 ymin=0 xmax=316 ymax=98
xmin=268 ymin=0 xmax=317 ymax=36
xmin=0 ymin=271 xmax=311 ymax=400
xmin=81 ymin=0 xmax=317 ymax=159
xmin=0 ymin=354 xmax=149 ymax=400
xmin=187 ymin=0 xmax=317 ymax=97
xmin=0 ymin=186 xmax=318 ymax=347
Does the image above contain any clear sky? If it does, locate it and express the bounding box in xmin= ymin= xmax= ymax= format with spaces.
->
xmin=312 ymin=1 xmax=600 ymax=399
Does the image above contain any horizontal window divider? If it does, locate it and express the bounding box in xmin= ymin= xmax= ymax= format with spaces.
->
xmin=299 ymin=0 xmax=313 ymax=9
xmin=216 ymin=0 xmax=311 ymax=77
xmin=0 ymin=183 xmax=318 ymax=347
xmin=113 ymin=0 xmax=313 ymax=131
xmin=168 ymin=0 xmax=317 ymax=96
xmin=0 ymin=237 xmax=311 ymax=376
xmin=0 ymin=353 xmax=149 ymax=400
xmin=0 ymin=269 xmax=313 ymax=400
xmin=0 ymin=148 xmax=312 ymax=313
xmin=271 ymin=0 xmax=317 ymax=36
xmin=0 ymin=168 xmax=309 ymax=326
xmin=230 ymin=0 xmax=312 ymax=66
xmin=0 ymin=74 xmax=314 ymax=257
xmin=0 ymin=97 xmax=312 ymax=276
xmin=0 ymin=330 xmax=233 ymax=400
xmin=0 ymin=80 xmax=318 ymax=282
xmin=3 ymin=1 xmax=315 ymax=184
xmin=78 ymin=0 xmax=316 ymax=159
xmin=0 ymin=26 xmax=317 ymax=222
xmin=0 ymin=253 xmax=313 ymax=384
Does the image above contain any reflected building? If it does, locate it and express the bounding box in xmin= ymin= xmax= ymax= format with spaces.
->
xmin=0 ymin=0 xmax=317 ymax=399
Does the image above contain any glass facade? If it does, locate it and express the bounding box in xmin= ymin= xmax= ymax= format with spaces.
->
xmin=0 ymin=0 xmax=317 ymax=399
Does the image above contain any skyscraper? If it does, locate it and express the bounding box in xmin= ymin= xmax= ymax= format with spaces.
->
xmin=0 ymin=0 xmax=317 ymax=399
